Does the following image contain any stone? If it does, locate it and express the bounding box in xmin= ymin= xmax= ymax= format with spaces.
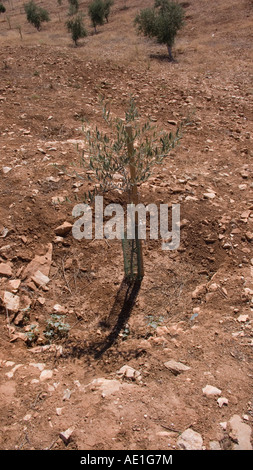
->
xmin=228 ymin=414 xmax=252 ymax=450
xmin=237 ymin=314 xmax=249 ymax=323
xmin=177 ymin=428 xmax=203 ymax=450
xmin=2 ymin=166 xmax=12 ymax=174
xmin=89 ymin=378 xmax=121 ymax=397
xmin=31 ymin=270 xmax=50 ymax=287
xmin=209 ymin=441 xmax=221 ymax=450
xmin=192 ymin=283 xmax=207 ymax=299
xmin=40 ymin=369 xmax=53 ymax=381
xmin=245 ymin=232 xmax=253 ymax=242
xmin=53 ymin=303 xmax=66 ymax=314
xmin=203 ymin=192 xmax=216 ymax=199
xmin=164 ymin=360 xmax=191 ymax=375
xmin=202 ymin=385 xmax=222 ymax=397
xmin=0 ymin=262 xmax=12 ymax=277
xmin=55 ymin=221 xmax=72 ymax=237
xmin=22 ymin=243 xmax=52 ymax=281
xmin=1 ymin=291 xmax=20 ymax=313
xmin=117 ymin=365 xmax=142 ymax=382
xmin=59 ymin=426 xmax=75 ymax=444
xmin=217 ymin=397 xmax=228 ymax=408
xmin=7 ymin=279 xmax=21 ymax=292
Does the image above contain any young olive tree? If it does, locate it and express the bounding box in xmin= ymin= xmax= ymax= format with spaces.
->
xmin=88 ymin=0 xmax=105 ymax=33
xmin=24 ymin=1 xmax=50 ymax=31
xmin=72 ymin=98 xmax=182 ymax=280
xmin=134 ymin=0 xmax=185 ymax=61
xmin=68 ymin=0 xmax=79 ymax=16
xmin=0 ymin=3 xmax=6 ymax=14
xmin=104 ymin=0 xmax=114 ymax=23
xmin=66 ymin=13 xmax=87 ymax=45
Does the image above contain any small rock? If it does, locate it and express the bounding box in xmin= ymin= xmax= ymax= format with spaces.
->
xmin=7 ymin=279 xmax=21 ymax=292
xmin=56 ymin=407 xmax=62 ymax=416
xmin=192 ymin=283 xmax=207 ymax=299
xmin=63 ymin=388 xmax=72 ymax=401
xmin=59 ymin=426 xmax=75 ymax=445
xmin=53 ymin=303 xmax=66 ymax=314
xmin=40 ymin=369 xmax=53 ymax=381
xmin=245 ymin=232 xmax=253 ymax=242
xmin=177 ymin=428 xmax=203 ymax=450
xmin=217 ymin=397 xmax=228 ymax=408
xmin=2 ymin=166 xmax=12 ymax=174
xmin=0 ymin=262 xmax=13 ymax=277
xmin=117 ymin=365 xmax=142 ymax=382
xmin=1 ymin=291 xmax=20 ymax=312
xmin=209 ymin=441 xmax=221 ymax=450
xmin=89 ymin=378 xmax=121 ymax=397
xmin=31 ymin=270 xmax=50 ymax=287
xmin=229 ymin=414 xmax=252 ymax=450
xmin=237 ymin=314 xmax=249 ymax=322
xmin=203 ymin=192 xmax=216 ymax=199
xmin=52 ymin=196 xmax=65 ymax=205
xmin=164 ymin=360 xmax=191 ymax=375
xmin=202 ymin=385 xmax=222 ymax=397
xmin=55 ymin=222 xmax=72 ymax=237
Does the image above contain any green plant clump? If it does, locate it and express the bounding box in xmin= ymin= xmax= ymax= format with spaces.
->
xmin=44 ymin=314 xmax=70 ymax=342
xmin=0 ymin=3 xmax=6 ymax=13
xmin=24 ymin=0 xmax=50 ymax=31
xmin=66 ymin=13 xmax=87 ymax=46
xmin=134 ymin=0 xmax=185 ymax=61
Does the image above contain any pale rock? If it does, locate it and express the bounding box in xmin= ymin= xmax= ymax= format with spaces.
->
xmin=1 ymin=291 xmax=20 ymax=312
xmin=22 ymin=243 xmax=52 ymax=281
xmin=53 ymin=303 xmax=66 ymax=314
xmin=56 ymin=407 xmax=62 ymax=416
xmin=245 ymin=232 xmax=253 ymax=242
xmin=32 ymin=270 xmax=50 ymax=287
xmin=209 ymin=441 xmax=221 ymax=450
xmin=29 ymin=362 xmax=45 ymax=371
xmin=89 ymin=378 xmax=121 ymax=397
xmin=7 ymin=279 xmax=21 ymax=292
xmin=23 ymin=413 xmax=32 ymax=421
xmin=55 ymin=221 xmax=72 ymax=237
xmin=202 ymin=385 xmax=222 ymax=397
xmin=164 ymin=360 xmax=191 ymax=375
xmin=40 ymin=369 xmax=53 ymax=381
xmin=0 ymin=262 xmax=13 ymax=277
xmin=5 ymin=364 xmax=22 ymax=379
xmin=229 ymin=414 xmax=252 ymax=450
xmin=237 ymin=314 xmax=249 ymax=323
xmin=220 ymin=422 xmax=227 ymax=430
xmin=63 ymin=388 xmax=72 ymax=401
xmin=52 ymin=196 xmax=65 ymax=204
xmin=192 ymin=283 xmax=207 ymax=299
xmin=208 ymin=282 xmax=219 ymax=292
xmin=203 ymin=192 xmax=216 ymax=199
xmin=217 ymin=397 xmax=228 ymax=407
xmin=117 ymin=365 xmax=142 ymax=382
xmin=177 ymin=428 xmax=203 ymax=450
xmin=59 ymin=426 xmax=75 ymax=444
xmin=2 ymin=166 xmax=12 ymax=174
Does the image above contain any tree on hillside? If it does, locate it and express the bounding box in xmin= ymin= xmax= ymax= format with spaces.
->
xmin=88 ymin=0 xmax=105 ymax=33
xmin=104 ymin=0 xmax=114 ymax=23
xmin=0 ymin=3 xmax=6 ymax=14
xmin=66 ymin=13 xmax=87 ymax=46
xmin=24 ymin=1 xmax=50 ymax=31
xmin=134 ymin=0 xmax=185 ymax=62
xmin=68 ymin=0 xmax=79 ymax=16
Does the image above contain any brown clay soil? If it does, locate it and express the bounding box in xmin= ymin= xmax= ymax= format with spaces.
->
xmin=0 ymin=0 xmax=253 ymax=451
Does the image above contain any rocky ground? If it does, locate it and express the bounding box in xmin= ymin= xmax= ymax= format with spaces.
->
xmin=0 ymin=0 xmax=253 ymax=452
